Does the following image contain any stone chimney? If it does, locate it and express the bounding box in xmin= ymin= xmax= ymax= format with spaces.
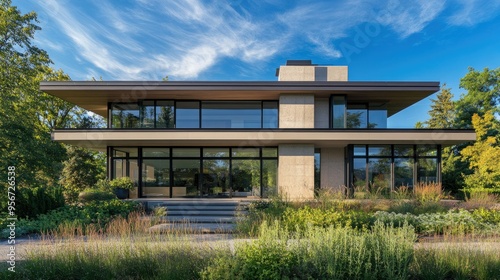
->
xmin=276 ymin=60 xmax=348 ymax=81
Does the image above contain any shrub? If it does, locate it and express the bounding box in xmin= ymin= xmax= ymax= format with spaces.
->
xmin=78 ymin=188 xmax=117 ymax=203
xmin=461 ymin=190 xmax=499 ymax=210
xmin=14 ymin=186 xmax=65 ymax=219
xmin=413 ymin=182 xmax=443 ymax=203
xmin=109 ymin=177 xmax=135 ymax=190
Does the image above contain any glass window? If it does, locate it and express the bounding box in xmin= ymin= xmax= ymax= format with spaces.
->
xmin=368 ymin=104 xmax=387 ymax=129
xmin=395 ymin=158 xmax=414 ymax=187
xmin=172 ymin=148 xmax=200 ymax=158
xmin=417 ymin=158 xmax=437 ymax=183
xmin=263 ymin=101 xmax=278 ymax=129
xmin=394 ymin=145 xmax=414 ymax=157
xmin=141 ymin=101 xmax=155 ymax=128
xmin=202 ymin=101 xmax=261 ymax=128
xmin=262 ymin=147 xmax=278 ymax=157
xmin=176 ymin=101 xmax=200 ymax=128
xmin=331 ymin=96 xmax=346 ymax=128
xmin=417 ymin=145 xmax=438 ymax=156
xmin=232 ymin=147 xmax=259 ymax=157
xmin=112 ymin=147 xmax=138 ymax=157
xmin=156 ymin=101 xmax=174 ymax=128
xmin=202 ymin=159 xmax=230 ymax=196
xmin=111 ymin=103 xmax=140 ymax=128
xmin=203 ymin=148 xmax=229 ymax=158
xmin=353 ymin=158 xmax=367 ymax=188
xmin=368 ymin=145 xmax=391 ymax=157
xmin=347 ymin=104 xmax=368 ymax=128
xmin=314 ymin=149 xmax=321 ymax=190
xmin=142 ymin=159 xmax=170 ymax=187
xmin=172 ymin=159 xmax=200 ymax=197
xmin=143 ymin=148 xmax=170 ymax=157
xmin=353 ymin=145 xmax=366 ymax=156
xmin=232 ymin=159 xmax=260 ymax=196
xmin=262 ymin=159 xmax=277 ymax=198
xmin=368 ymin=158 xmax=391 ymax=190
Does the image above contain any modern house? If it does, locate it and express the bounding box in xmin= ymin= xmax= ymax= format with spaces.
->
xmin=40 ymin=60 xmax=475 ymax=200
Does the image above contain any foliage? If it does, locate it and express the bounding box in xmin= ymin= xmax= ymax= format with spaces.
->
xmin=0 ymin=200 xmax=140 ymax=238
xmin=423 ymin=84 xmax=456 ymax=129
xmin=413 ymin=182 xmax=443 ymax=203
xmin=461 ymin=111 xmax=500 ymax=191
xmin=109 ymin=177 xmax=136 ymax=190
xmin=14 ymin=186 xmax=65 ymax=219
xmin=60 ymin=145 xmax=106 ymax=202
xmin=78 ymin=188 xmax=117 ymax=203
xmin=204 ymin=221 xmax=415 ymax=280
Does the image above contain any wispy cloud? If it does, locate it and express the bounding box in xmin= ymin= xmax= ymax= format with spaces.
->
xmin=33 ymin=0 xmax=500 ymax=80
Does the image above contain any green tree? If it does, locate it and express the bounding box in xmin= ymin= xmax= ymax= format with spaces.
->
xmin=59 ymin=146 xmax=106 ymax=202
xmin=455 ymin=67 xmax=500 ymax=129
xmin=425 ymin=84 xmax=455 ymax=129
xmin=461 ymin=112 xmax=500 ymax=191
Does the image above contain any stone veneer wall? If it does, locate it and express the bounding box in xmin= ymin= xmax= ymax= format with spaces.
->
xmin=278 ymin=144 xmax=315 ymax=200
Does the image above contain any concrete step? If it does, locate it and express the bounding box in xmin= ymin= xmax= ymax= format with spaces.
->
xmin=163 ymin=216 xmax=238 ymax=223
xmin=161 ymin=205 xmax=241 ymax=211
xmin=166 ymin=210 xmax=240 ymax=216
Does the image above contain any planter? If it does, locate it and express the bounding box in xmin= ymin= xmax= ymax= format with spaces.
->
xmin=114 ymin=188 xmax=130 ymax=199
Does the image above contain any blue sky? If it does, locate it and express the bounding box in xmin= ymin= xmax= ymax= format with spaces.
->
xmin=16 ymin=0 xmax=500 ymax=127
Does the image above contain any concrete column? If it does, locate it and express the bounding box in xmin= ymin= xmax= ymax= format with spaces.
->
xmin=278 ymin=144 xmax=315 ymax=200
xmin=279 ymin=94 xmax=314 ymax=128
xmin=320 ymin=148 xmax=345 ymax=190
xmin=314 ymin=97 xmax=329 ymax=128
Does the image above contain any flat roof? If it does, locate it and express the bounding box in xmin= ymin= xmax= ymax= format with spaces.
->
xmin=40 ymin=81 xmax=440 ymax=117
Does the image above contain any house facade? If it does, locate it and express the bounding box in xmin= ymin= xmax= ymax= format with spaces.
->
xmin=41 ymin=61 xmax=475 ymax=200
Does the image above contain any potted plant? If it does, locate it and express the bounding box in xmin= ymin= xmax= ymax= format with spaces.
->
xmin=109 ymin=177 xmax=135 ymax=199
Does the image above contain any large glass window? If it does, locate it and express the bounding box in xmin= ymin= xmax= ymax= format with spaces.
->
xmin=331 ymin=96 xmax=346 ymax=128
xmin=263 ymin=101 xmax=278 ymax=128
xmin=350 ymin=144 xmax=441 ymax=191
xmin=347 ymin=104 xmax=368 ymax=128
xmin=368 ymin=104 xmax=387 ymax=128
xmin=111 ymin=147 xmax=278 ymax=198
xmin=232 ymin=159 xmax=260 ymax=196
xmin=156 ymin=101 xmax=174 ymax=128
xmin=172 ymin=159 xmax=200 ymax=197
xmin=176 ymin=101 xmax=200 ymax=128
xmin=202 ymin=101 xmax=261 ymax=128
xmin=314 ymin=149 xmax=321 ymax=190
xmin=111 ymin=103 xmax=140 ymax=128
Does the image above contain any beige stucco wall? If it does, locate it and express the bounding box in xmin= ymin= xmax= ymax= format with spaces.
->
xmin=314 ymin=97 xmax=329 ymax=128
xmin=278 ymin=144 xmax=315 ymax=200
xmin=320 ymin=148 xmax=345 ymax=190
xmin=279 ymin=94 xmax=315 ymax=128
xmin=278 ymin=66 xmax=348 ymax=81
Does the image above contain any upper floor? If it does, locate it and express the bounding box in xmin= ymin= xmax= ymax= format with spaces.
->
xmin=41 ymin=60 xmax=440 ymax=130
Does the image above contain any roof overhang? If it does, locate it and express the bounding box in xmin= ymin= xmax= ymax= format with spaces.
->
xmin=40 ymin=81 xmax=440 ymax=117
xmin=52 ymin=129 xmax=475 ymax=152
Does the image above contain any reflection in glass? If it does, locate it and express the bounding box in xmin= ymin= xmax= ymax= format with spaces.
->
xmin=314 ymin=149 xmax=321 ymax=190
xmin=417 ymin=158 xmax=437 ymax=183
xmin=141 ymin=101 xmax=155 ymax=128
xmin=263 ymin=101 xmax=278 ymax=128
xmin=417 ymin=145 xmax=438 ymax=156
xmin=156 ymin=101 xmax=174 ymax=128
xmin=394 ymin=145 xmax=414 ymax=157
xmin=395 ymin=158 xmax=414 ymax=187
xmin=262 ymin=160 xmax=277 ymax=197
xmin=353 ymin=145 xmax=366 ymax=156
xmin=202 ymin=101 xmax=261 ymax=128
xmin=232 ymin=148 xmax=259 ymax=157
xmin=368 ymin=145 xmax=391 ymax=156
xmin=172 ymin=148 xmax=200 ymax=157
xmin=143 ymin=148 xmax=170 ymax=157
xmin=111 ymin=103 xmax=140 ymax=128
xmin=172 ymin=159 xmax=199 ymax=197
xmin=176 ymin=101 xmax=200 ymax=128
xmin=369 ymin=158 xmax=391 ymax=190
xmin=232 ymin=159 xmax=260 ymax=196
xmin=353 ymin=158 xmax=366 ymax=188
xmin=347 ymin=104 xmax=368 ymax=128
xmin=142 ymin=159 xmax=170 ymax=197
xmin=368 ymin=105 xmax=387 ymax=128
xmin=262 ymin=147 xmax=278 ymax=157
xmin=331 ymin=96 xmax=346 ymax=128
xmin=112 ymin=159 xmax=139 ymax=198
xmin=203 ymin=148 xmax=229 ymax=158
xmin=113 ymin=147 xmax=138 ymax=157
xmin=202 ymin=159 xmax=229 ymax=196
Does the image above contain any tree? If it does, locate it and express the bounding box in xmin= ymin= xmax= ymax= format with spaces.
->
xmin=425 ymin=84 xmax=455 ymax=129
xmin=461 ymin=111 xmax=500 ymax=191
xmin=455 ymin=67 xmax=500 ymax=129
